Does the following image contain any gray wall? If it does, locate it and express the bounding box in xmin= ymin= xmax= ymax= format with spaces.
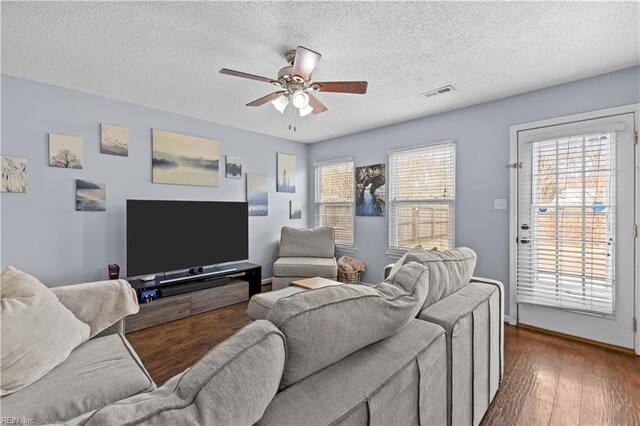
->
xmin=309 ymin=66 xmax=640 ymax=313
xmin=1 ymin=75 xmax=309 ymax=286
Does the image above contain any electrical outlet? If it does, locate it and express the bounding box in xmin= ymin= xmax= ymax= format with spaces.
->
xmin=494 ymin=199 xmax=507 ymax=210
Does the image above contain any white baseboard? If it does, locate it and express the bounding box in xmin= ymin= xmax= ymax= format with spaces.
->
xmin=261 ymin=277 xmax=272 ymax=285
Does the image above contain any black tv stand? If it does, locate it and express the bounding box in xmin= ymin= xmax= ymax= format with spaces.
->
xmin=125 ymin=262 xmax=261 ymax=332
xmin=128 ymin=262 xmax=261 ymax=297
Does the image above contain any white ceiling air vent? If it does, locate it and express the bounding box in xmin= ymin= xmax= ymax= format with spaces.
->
xmin=421 ymin=85 xmax=455 ymax=98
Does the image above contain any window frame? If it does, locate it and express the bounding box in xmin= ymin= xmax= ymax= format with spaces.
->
xmin=314 ymin=157 xmax=355 ymax=250
xmin=387 ymin=140 xmax=456 ymax=258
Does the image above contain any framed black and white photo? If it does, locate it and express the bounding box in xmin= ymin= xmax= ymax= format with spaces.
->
xmin=1 ymin=156 xmax=27 ymax=193
xmin=49 ymin=133 xmax=82 ymax=169
xmin=290 ymin=201 xmax=302 ymax=219
xmin=277 ymin=153 xmax=296 ymax=193
xmin=76 ymin=180 xmax=106 ymax=211
xmin=225 ymin=155 xmax=242 ymax=179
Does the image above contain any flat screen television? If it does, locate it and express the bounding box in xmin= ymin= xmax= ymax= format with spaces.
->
xmin=127 ymin=200 xmax=248 ymax=277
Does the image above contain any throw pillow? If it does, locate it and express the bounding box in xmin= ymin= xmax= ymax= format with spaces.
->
xmin=1 ymin=266 xmax=90 ymax=396
xmin=400 ymin=246 xmax=477 ymax=309
xmin=385 ymin=245 xmax=424 ymax=281
xmin=266 ymin=261 xmax=429 ymax=388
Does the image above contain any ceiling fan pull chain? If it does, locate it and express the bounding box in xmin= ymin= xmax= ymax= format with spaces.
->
xmin=293 ymin=107 xmax=297 ymax=132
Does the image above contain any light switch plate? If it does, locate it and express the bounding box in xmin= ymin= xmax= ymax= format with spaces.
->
xmin=494 ymin=199 xmax=507 ymax=210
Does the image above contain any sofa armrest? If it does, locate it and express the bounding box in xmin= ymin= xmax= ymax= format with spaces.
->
xmin=51 ymin=279 xmax=138 ymax=338
xmin=93 ymin=319 xmax=125 ymax=338
xmin=71 ymin=321 xmax=285 ymax=426
xmin=470 ymin=276 xmax=505 ymax=377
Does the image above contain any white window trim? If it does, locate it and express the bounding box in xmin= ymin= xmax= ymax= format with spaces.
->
xmin=314 ymin=157 xmax=355 ymax=250
xmin=509 ymin=103 xmax=640 ymax=357
xmin=387 ymin=139 xmax=456 ymax=257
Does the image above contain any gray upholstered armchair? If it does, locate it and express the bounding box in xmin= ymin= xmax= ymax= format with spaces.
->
xmin=272 ymin=227 xmax=338 ymax=290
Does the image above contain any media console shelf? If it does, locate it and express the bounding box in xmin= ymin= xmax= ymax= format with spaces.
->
xmin=125 ymin=262 xmax=261 ymax=332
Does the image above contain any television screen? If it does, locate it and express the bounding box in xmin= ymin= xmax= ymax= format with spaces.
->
xmin=127 ymin=200 xmax=248 ymax=277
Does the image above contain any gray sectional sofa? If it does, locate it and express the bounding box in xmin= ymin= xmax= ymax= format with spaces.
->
xmin=3 ymin=246 xmax=503 ymax=426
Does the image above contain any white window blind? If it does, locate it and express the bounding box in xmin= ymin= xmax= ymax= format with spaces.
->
xmin=389 ymin=141 xmax=456 ymax=252
xmin=517 ymin=132 xmax=616 ymax=316
xmin=314 ymin=159 xmax=354 ymax=247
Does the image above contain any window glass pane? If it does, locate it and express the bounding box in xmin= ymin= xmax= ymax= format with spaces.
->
xmin=318 ymin=203 xmax=353 ymax=245
xmin=518 ymin=132 xmax=615 ymax=315
xmin=389 ymin=142 xmax=456 ymax=251
xmin=395 ymin=202 xmax=452 ymax=250
xmin=315 ymin=160 xmax=354 ymax=246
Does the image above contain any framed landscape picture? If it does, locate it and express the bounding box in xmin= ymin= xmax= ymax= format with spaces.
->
xmin=152 ymin=129 xmax=219 ymax=187
xmin=101 ymin=124 xmax=128 ymax=156
xmin=225 ymin=155 xmax=242 ymax=179
xmin=247 ymin=174 xmax=268 ymax=216
xmin=277 ymin=153 xmax=296 ymax=193
xmin=76 ymin=180 xmax=106 ymax=211
xmin=356 ymin=163 xmax=385 ymax=216
xmin=1 ymin=156 xmax=27 ymax=193
xmin=49 ymin=133 xmax=82 ymax=169
xmin=290 ymin=201 xmax=302 ymax=219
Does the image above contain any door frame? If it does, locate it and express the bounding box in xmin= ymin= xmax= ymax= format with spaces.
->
xmin=508 ymin=103 xmax=640 ymax=355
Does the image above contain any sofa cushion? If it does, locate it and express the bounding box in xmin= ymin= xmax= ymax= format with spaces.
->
xmin=257 ymin=319 xmax=447 ymax=426
xmin=388 ymin=246 xmax=477 ymax=310
xmin=266 ymin=261 xmax=429 ymax=388
xmin=278 ymin=226 xmax=335 ymax=258
xmin=70 ymin=321 xmax=286 ymax=426
xmin=247 ymin=286 xmax=306 ymax=320
xmin=273 ymin=257 xmax=338 ymax=278
xmin=0 ymin=266 xmax=90 ymax=396
xmin=0 ymin=333 xmax=155 ymax=423
xmin=418 ymin=280 xmax=503 ymax=426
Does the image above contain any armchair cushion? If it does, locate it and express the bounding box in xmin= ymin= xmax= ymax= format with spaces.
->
xmin=266 ymin=261 xmax=429 ymax=388
xmin=0 ymin=267 xmax=90 ymax=396
xmin=68 ymin=321 xmax=285 ymax=426
xmin=273 ymin=257 xmax=338 ymax=278
xmin=278 ymin=226 xmax=335 ymax=258
xmin=52 ymin=279 xmax=139 ymax=338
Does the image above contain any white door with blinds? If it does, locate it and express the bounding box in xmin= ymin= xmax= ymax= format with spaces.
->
xmin=516 ymin=113 xmax=636 ymax=348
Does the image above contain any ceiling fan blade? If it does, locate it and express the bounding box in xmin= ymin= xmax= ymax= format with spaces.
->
xmin=314 ymin=81 xmax=368 ymax=94
xmin=220 ymin=68 xmax=276 ymax=84
xmin=307 ymin=93 xmax=328 ymax=115
xmin=246 ymin=91 xmax=287 ymax=107
xmin=292 ymin=46 xmax=321 ymax=80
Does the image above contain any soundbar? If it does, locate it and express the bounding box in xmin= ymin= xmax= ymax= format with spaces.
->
xmin=158 ymin=277 xmax=231 ymax=298
xmin=159 ymin=267 xmax=238 ymax=285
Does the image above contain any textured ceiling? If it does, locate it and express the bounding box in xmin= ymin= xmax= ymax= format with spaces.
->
xmin=2 ymin=1 xmax=638 ymax=143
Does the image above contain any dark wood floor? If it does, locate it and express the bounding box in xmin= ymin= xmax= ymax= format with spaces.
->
xmin=127 ymin=301 xmax=640 ymax=426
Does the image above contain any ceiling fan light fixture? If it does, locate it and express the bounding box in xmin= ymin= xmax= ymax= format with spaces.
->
xmin=292 ymin=90 xmax=309 ymax=109
xmin=299 ymin=104 xmax=313 ymax=117
xmin=271 ymin=95 xmax=289 ymax=114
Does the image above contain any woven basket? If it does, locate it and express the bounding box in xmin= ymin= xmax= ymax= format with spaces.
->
xmin=337 ymin=270 xmax=361 ymax=284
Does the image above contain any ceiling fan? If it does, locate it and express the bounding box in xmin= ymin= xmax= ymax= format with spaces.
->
xmin=220 ymin=46 xmax=368 ymax=126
